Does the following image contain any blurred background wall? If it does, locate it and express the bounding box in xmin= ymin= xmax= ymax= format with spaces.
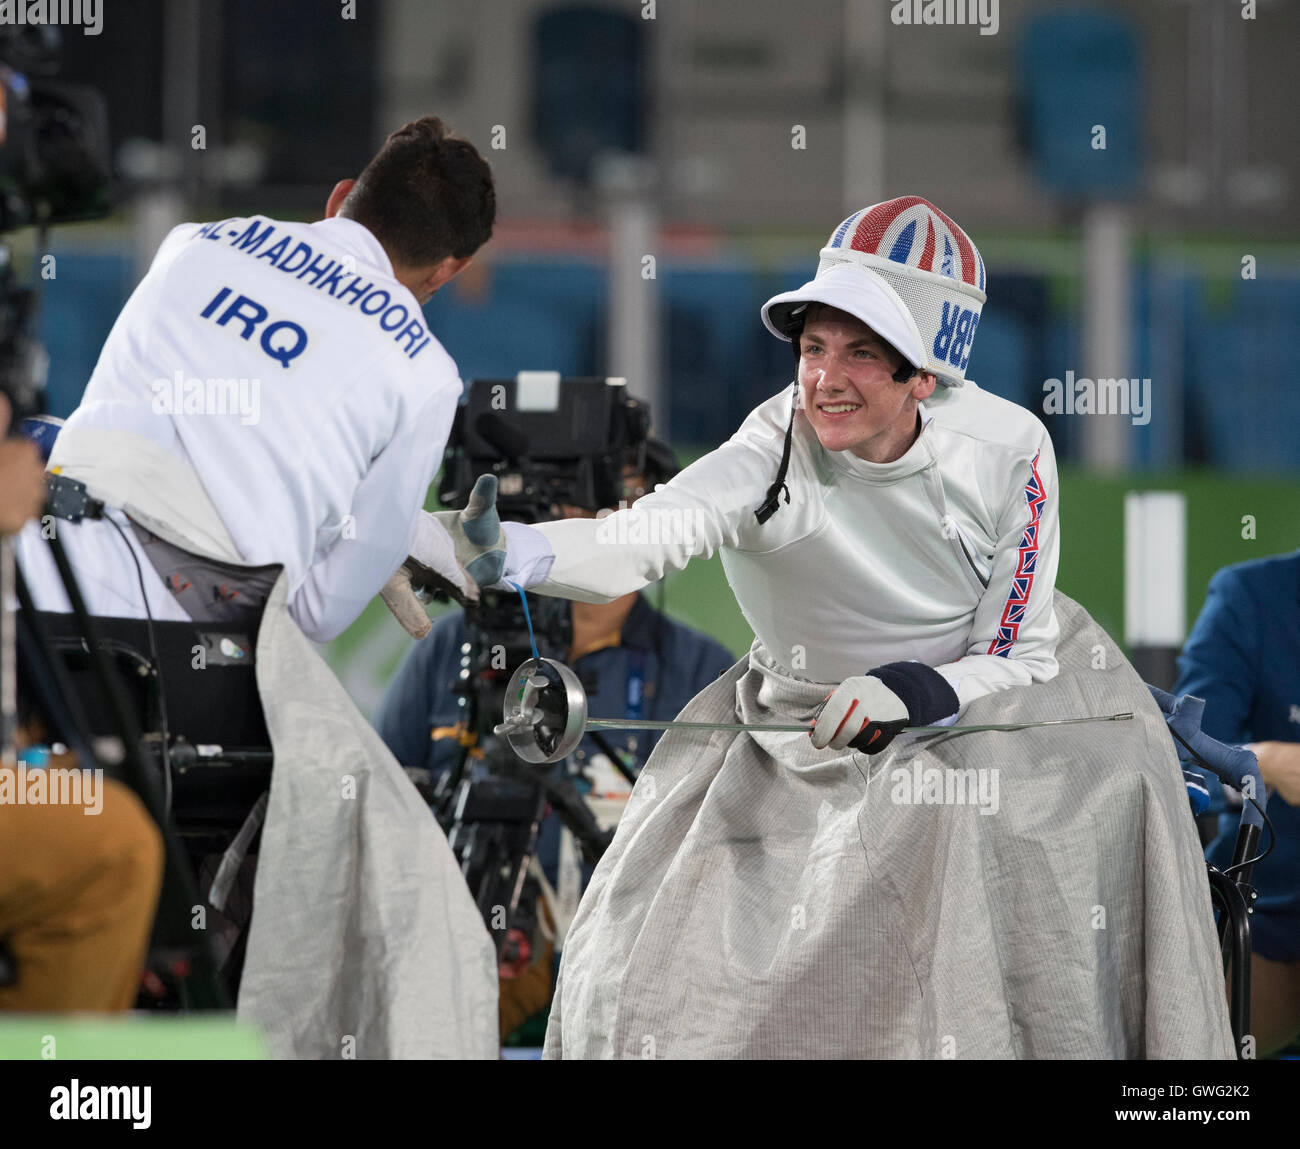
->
xmin=27 ymin=0 xmax=1300 ymax=708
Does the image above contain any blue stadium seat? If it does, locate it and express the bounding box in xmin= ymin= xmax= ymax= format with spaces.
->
xmin=1192 ymin=302 xmax=1300 ymax=472
xmin=1017 ymin=9 xmax=1142 ymax=198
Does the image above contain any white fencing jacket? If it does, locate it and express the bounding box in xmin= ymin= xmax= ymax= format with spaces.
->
xmin=533 ymin=381 xmax=1061 ymax=712
xmin=47 ymin=214 xmax=461 ymax=641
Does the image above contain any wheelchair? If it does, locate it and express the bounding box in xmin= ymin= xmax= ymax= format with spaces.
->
xmin=1149 ymin=684 xmax=1267 ymax=1060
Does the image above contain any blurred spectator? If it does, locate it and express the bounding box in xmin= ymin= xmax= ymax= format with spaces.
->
xmin=1177 ymin=549 xmax=1300 ymax=1056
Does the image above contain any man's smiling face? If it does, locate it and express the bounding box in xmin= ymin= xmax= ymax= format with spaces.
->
xmin=796 ymin=304 xmax=936 ymax=463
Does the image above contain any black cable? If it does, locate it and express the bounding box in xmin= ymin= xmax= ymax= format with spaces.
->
xmin=104 ymin=514 xmax=173 ymax=816
xmin=1168 ymin=727 xmax=1274 ymax=872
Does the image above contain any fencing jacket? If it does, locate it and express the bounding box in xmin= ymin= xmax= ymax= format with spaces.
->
xmin=44 ymin=214 xmax=461 ymax=642
xmin=533 ymin=381 xmax=1061 ymax=712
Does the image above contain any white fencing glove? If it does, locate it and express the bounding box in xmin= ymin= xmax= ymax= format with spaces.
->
xmin=811 ymin=676 xmax=909 ymax=753
xmin=811 ymin=661 xmax=960 ymax=754
xmin=380 ymin=474 xmax=506 ymax=639
xmin=380 ymin=519 xmax=476 ymax=640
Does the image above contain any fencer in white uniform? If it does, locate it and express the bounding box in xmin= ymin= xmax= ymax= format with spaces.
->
xmin=498 ymin=196 xmax=1061 ymax=750
xmin=19 ymin=129 xmax=492 ymax=643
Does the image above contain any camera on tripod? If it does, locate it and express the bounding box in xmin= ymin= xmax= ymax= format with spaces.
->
xmin=431 ymin=374 xmax=663 ymax=965
xmin=439 ymin=371 xmax=652 ymax=523
xmin=436 ymin=371 xmax=659 ymax=711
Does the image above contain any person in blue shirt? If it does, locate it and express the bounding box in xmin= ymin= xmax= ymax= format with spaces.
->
xmin=1176 ymin=548 xmax=1300 ymax=1056
xmin=372 ymin=441 xmax=738 ymax=880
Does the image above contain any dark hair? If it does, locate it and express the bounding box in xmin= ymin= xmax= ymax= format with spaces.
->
xmin=341 ymin=116 xmax=496 ymax=267
xmin=788 ymin=302 xmax=915 ymax=382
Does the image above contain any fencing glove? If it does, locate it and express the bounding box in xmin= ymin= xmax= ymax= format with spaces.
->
xmin=812 ymin=661 xmax=959 ymax=754
xmin=430 ymin=473 xmax=509 ymax=588
xmin=380 ymin=474 xmax=507 ymax=639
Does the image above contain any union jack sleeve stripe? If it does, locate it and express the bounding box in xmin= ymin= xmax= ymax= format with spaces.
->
xmin=987 ymin=450 xmax=1046 ymax=657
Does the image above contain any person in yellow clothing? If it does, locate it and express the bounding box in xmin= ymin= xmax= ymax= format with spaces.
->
xmin=0 ymin=393 xmax=164 ymax=1011
xmin=0 ymin=752 xmax=163 ymax=1012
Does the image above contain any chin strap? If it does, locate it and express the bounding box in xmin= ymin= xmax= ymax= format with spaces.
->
xmin=754 ymin=381 xmax=798 ymax=525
